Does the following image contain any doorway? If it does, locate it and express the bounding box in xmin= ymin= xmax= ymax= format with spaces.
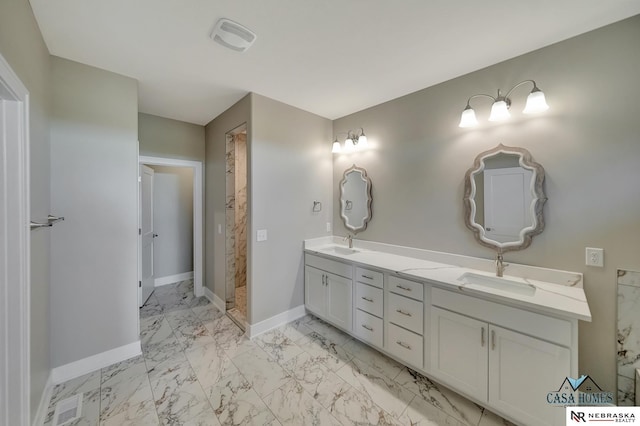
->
xmin=0 ymin=53 xmax=31 ymax=425
xmin=138 ymin=156 xmax=204 ymax=309
xmin=225 ymin=124 xmax=248 ymax=329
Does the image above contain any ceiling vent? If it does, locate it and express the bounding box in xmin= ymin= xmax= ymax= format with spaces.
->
xmin=210 ymin=19 xmax=257 ymax=52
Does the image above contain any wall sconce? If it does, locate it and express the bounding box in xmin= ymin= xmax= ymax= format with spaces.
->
xmin=332 ymin=128 xmax=368 ymax=153
xmin=459 ymin=80 xmax=549 ymax=128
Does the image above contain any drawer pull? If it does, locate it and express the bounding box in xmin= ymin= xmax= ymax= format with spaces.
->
xmin=361 ymin=296 xmax=374 ymax=303
xmin=491 ymin=330 xmax=496 ymax=350
xmin=361 ymin=274 xmax=374 ymax=280
xmin=396 ymin=309 xmax=412 ymax=317
xmin=361 ymin=324 xmax=374 ymax=332
xmin=396 ymin=341 xmax=412 ymax=350
xmin=396 ymin=285 xmax=412 ymax=292
xmin=481 ymin=327 xmax=485 ymax=347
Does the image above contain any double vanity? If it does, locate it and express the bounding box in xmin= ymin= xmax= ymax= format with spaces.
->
xmin=304 ymin=238 xmax=591 ymax=426
xmin=305 ymin=146 xmax=593 ymax=425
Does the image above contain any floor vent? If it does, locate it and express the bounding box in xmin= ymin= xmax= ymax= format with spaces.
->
xmin=52 ymin=393 xmax=83 ymax=426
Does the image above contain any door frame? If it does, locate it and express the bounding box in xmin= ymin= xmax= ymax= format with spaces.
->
xmin=0 ymin=53 xmax=31 ymax=425
xmin=138 ymin=156 xmax=204 ymax=300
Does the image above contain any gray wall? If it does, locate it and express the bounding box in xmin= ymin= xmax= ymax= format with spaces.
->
xmin=250 ymin=94 xmax=333 ymax=323
xmin=0 ymin=0 xmax=52 ymax=418
xmin=151 ymin=165 xmax=194 ymax=280
xmin=139 ymin=112 xmax=205 ymax=162
xmin=204 ymin=95 xmax=251 ymax=301
xmin=50 ymin=57 xmax=139 ymax=367
xmin=332 ymin=16 xmax=640 ymax=395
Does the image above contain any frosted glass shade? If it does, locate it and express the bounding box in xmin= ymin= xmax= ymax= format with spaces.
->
xmin=523 ymin=89 xmax=549 ymax=114
xmin=344 ymin=137 xmax=355 ymax=152
xmin=459 ymin=107 xmax=478 ymax=128
xmin=332 ymin=140 xmax=341 ymax=153
xmin=489 ymin=100 xmax=510 ymax=121
xmin=357 ymin=134 xmax=368 ymax=148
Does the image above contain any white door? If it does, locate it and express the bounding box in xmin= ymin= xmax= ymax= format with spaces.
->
xmin=430 ymin=307 xmax=489 ymax=400
xmin=140 ymin=165 xmax=155 ymax=306
xmin=304 ymin=266 xmax=327 ymax=316
xmin=484 ymin=167 xmax=533 ymax=243
xmin=488 ymin=325 xmax=570 ymax=426
xmin=326 ymin=272 xmax=353 ymax=331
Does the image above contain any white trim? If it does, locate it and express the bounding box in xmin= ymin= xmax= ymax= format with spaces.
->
xmin=139 ymin=156 xmax=204 ymax=297
xmin=0 ymin=52 xmax=31 ymax=426
xmin=155 ymin=271 xmax=194 ymax=287
xmin=51 ymin=341 xmax=141 ymax=386
xmin=204 ymin=286 xmax=226 ymax=313
xmin=32 ymin=372 xmax=53 ymax=426
xmin=247 ymin=305 xmax=307 ymax=339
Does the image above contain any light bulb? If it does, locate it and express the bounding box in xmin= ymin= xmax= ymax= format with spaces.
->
xmin=523 ymin=89 xmax=549 ymax=114
xmin=459 ymin=106 xmax=478 ymax=128
xmin=488 ymin=100 xmax=510 ymax=122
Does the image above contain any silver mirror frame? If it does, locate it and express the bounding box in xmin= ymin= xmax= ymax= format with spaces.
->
xmin=340 ymin=164 xmax=372 ymax=234
xmin=463 ymin=144 xmax=547 ymax=254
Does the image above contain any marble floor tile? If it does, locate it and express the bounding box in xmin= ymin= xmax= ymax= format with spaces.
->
xmin=143 ymin=337 xmax=186 ymax=372
xmin=398 ymin=395 xmax=463 ymax=426
xmin=192 ymin=304 xmax=225 ymax=322
xmin=255 ymin=328 xmax=304 ymax=364
xmin=206 ymin=371 xmax=279 ymax=426
xmin=154 ymin=380 xmax=215 ymax=426
xmin=44 ymin=386 xmax=101 ymax=426
xmin=478 ymin=408 xmax=517 ymax=426
xmin=304 ymin=316 xmax=352 ymax=346
xmin=100 ymin=401 xmax=159 ymax=426
xmin=336 ymin=357 xmax=415 ymax=418
xmin=277 ymin=317 xmax=314 ymax=342
xmin=230 ymin=346 xmax=292 ymax=398
xmin=100 ymin=371 xmax=155 ymax=422
xmin=181 ymin=411 xmax=223 ymax=426
xmin=205 ymin=315 xmax=256 ymax=358
xmin=140 ymin=316 xmax=177 ymax=350
xmin=343 ymin=338 xmax=405 ymax=380
xmin=101 ymin=355 xmax=147 ymax=387
xmin=44 ymin=371 xmax=101 ymax=425
xmin=324 ymin=384 xmax=402 ymax=426
xmin=140 ymin=294 xmax=164 ymax=318
xmin=186 ymin=341 xmax=239 ymax=391
xmin=282 ymin=351 xmax=352 ymax=410
xmin=395 ymin=368 xmax=483 ymax=426
xmin=296 ymin=331 xmax=354 ymax=372
xmin=264 ymin=379 xmax=342 ymax=426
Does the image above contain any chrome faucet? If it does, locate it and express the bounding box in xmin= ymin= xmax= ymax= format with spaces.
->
xmin=344 ymin=234 xmax=353 ymax=248
xmin=495 ymin=253 xmax=508 ymax=277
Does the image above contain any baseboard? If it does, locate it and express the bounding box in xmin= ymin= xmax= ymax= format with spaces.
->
xmin=51 ymin=341 xmax=141 ymax=385
xmin=204 ymin=286 xmax=225 ymax=312
xmin=155 ymin=271 xmax=194 ymax=287
xmin=32 ymin=372 xmax=53 ymax=426
xmin=247 ymin=305 xmax=307 ymax=339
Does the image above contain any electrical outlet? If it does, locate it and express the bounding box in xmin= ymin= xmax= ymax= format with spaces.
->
xmin=326 ymin=222 xmax=331 ymax=233
xmin=585 ymin=247 xmax=604 ymax=267
xmin=257 ymin=229 xmax=268 ymax=242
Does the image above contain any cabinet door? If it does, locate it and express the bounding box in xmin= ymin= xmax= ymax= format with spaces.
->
xmin=326 ymin=272 xmax=352 ymax=331
xmin=305 ymin=266 xmax=327 ymax=316
xmin=430 ymin=307 xmax=488 ymax=400
xmin=488 ymin=325 xmax=570 ymax=426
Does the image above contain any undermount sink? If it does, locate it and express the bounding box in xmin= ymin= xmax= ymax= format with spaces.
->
xmin=322 ymin=245 xmax=360 ymax=255
xmin=458 ymin=272 xmax=536 ymax=296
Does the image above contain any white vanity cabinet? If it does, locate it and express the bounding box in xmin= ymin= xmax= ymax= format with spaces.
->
xmin=430 ymin=288 xmax=573 ymax=426
xmin=305 ymin=254 xmax=353 ymax=332
xmin=386 ymin=276 xmax=425 ymax=369
xmin=354 ymin=267 xmax=384 ymax=347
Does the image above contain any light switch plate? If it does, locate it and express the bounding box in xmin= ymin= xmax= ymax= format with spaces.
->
xmin=585 ymin=247 xmax=604 ymax=267
xmin=257 ymin=229 xmax=268 ymax=242
xmin=326 ymin=222 xmax=331 ymax=233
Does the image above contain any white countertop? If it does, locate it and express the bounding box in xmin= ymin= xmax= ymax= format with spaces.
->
xmin=304 ymin=238 xmax=591 ymax=322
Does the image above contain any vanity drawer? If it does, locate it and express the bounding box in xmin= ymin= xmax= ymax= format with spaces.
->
xmin=389 ymin=275 xmax=424 ymax=301
xmin=305 ymin=253 xmax=352 ymax=279
xmin=356 ymin=267 xmax=383 ymax=288
xmin=388 ymin=293 xmax=423 ymax=335
xmin=387 ymin=323 xmax=423 ymax=368
xmin=356 ymin=282 xmax=383 ymax=317
xmin=355 ymin=309 xmax=383 ymax=347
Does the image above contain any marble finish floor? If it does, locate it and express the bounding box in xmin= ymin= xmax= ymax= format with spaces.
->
xmin=44 ymin=280 xmax=514 ymax=425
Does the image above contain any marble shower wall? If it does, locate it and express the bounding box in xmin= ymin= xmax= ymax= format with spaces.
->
xmin=617 ymin=269 xmax=640 ymax=405
xmin=235 ymin=134 xmax=247 ymax=289
xmin=225 ymin=132 xmax=248 ymax=309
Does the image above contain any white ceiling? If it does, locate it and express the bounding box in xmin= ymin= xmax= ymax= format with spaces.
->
xmin=29 ymin=0 xmax=640 ymax=125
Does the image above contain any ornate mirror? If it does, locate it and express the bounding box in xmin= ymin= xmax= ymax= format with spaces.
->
xmin=340 ymin=164 xmax=372 ymax=233
xmin=463 ymin=144 xmax=546 ymax=253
